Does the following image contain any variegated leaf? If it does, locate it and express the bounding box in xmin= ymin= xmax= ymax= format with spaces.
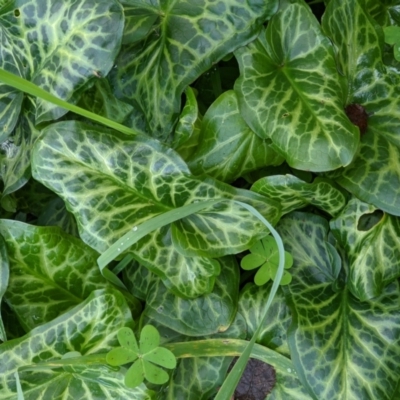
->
xmin=234 ymin=1 xmax=359 ymax=172
xmin=330 ymin=197 xmax=400 ymax=300
xmin=323 ymin=0 xmax=400 ymax=215
xmin=0 ymin=0 xmax=124 ymax=124
xmin=187 ymin=90 xmax=283 ymax=183
xmin=0 ymin=106 xmax=38 ymax=196
xmin=0 ymin=288 xmax=151 ymax=399
xmin=144 ymin=256 xmax=239 ymax=336
xmin=109 ymin=0 xmax=279 ymax=140
xmin=31 ymin=121 xmax=280 ymax=298
xmin=238 ymin=283 xmax=291 ymax=357
xmin=0 ymin=235 xmax=8 ymax=342
xmin=251 ymin=174 xmax=347 ymax=216
xmin=0 ymin=0 xmax=124 ymax=196
xmin=0 ymin=25 xmax=23 ymax=141
xmin=278 ymin=212 xmax=400 ymax=400
xmin=36 ymin=196 xmax=79 ymax=237
xmin=0 ymin=220 xmax=124 ymax=331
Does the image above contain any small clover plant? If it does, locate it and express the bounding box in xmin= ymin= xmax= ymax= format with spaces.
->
xmin=106 ymin=325 xmax=177 ymax=388
xmin=241 ymin=236 xmax=293 ymax=286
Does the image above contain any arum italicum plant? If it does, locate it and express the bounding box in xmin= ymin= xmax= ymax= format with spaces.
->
xmin=1 ymin=0 xmax=400 ymax=399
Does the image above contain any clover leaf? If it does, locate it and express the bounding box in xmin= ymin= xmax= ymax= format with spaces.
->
xmin=106 ymin=325 xmax=177 ymax=388
xmin=384 ymin=26 xmax=400 ymax=61
xmin=241 ymin=236 xmax=293 ymax=286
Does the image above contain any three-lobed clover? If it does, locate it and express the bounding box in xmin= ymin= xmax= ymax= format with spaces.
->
xmin=106 ymin=325 xmax=177 ymax=388
xmin=241 ymin=236 xmax=293 ymax=286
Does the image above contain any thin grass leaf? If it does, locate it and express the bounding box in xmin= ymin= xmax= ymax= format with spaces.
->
xmin=0 ymin=68 xmax=137 ymax=136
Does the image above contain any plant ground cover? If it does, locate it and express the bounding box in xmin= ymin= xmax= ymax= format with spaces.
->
xmin=0 ymin=0 xmax=400 ymax=398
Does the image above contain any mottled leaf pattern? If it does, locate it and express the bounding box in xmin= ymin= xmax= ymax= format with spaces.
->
xmin=251 ymin=174 xmax=347 ymax=216
xmin=36 ymin=196 xmax=79 ymax=237
xmin=0 ymin=26 xmax=23 ymax=141
xmin=278 ymin=212 xmax=400 ymax=400
xmin=0 ymin=220 xmax=116 ymax=331
xmin=0 ymin=235 xmax=8 ymax=341
xmin=110 ymin=0 xmax=279 ymax=140
xmin=238 ymin=283 xmax=291 ymax=356
xmin=32 ymin=121 xmax=280 ymax=298
xmin=0 ymin=289 xmax=140 ymax=399
xmin=0 ymin=107 xmax=39 ymax=196
xmin=235 ymin=1 xmax=359 ymax=171
xmin=0 ymin=0 xmax=124 ymax=197
xmin=323 ymin=0 xmax=400 ymax=215
xmin=78 ymin=79 xmax=133 ymax=124
xmin=187 ymin=90 xmax=283 ymax=183
xmin=0 ymin=0 xmax=124 ymax=123
xmin=144 ymin=256 xmax=239 ymax=336
xmin=330 ymin=197 xmax=400 ymax=300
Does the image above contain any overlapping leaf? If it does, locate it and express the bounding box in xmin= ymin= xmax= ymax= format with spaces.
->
xmin=0 ymin=235 xmax=8 ymax=342
xmin=36 ymin=196 xmax=79 ymax=237
xmin=32 ymin=121 xmax=280 ymax=298
xmin=0 ymin=288 xmax=142 ymax=399
xmin=278 ymin=212 xmax=400 ymax=400
xmin=251 ymin=174 xmax=347 ymax=216
xmin=0 ymin=25 xmax=23 ymax=141
xmin=330 ymin=197 xmax=400 ymax=300
xmin=144 ymin=256 xmax=239 ymax=336
xmin=238 ymin=283 xmax=291 ymax=356
xmin=323 ymin=0 xmax=400 ymax=215
xmin=109 ymin=0 xmax=279 ymax=140
xmin=187 ymin=90 xmax=283 ymax=183
xmin=0 ymin=220 xmax=117 ymax=331
xmin=78 ymin=79 xmax=133 ymax=124
xmin=234 ymin=1 xmax=359 ymax=172
xmin=0 ymin=0 xmax=124 ymax=195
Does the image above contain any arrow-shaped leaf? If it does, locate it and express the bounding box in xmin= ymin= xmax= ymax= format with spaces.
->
xmin=234 ymin=1 xmax=359 ymax=172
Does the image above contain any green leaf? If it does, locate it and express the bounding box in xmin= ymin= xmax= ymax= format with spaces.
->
xmin=145 ymin=347 xmax=177 ymax=369
xmin=187 ymin=90 xmax=283 ymax=183
xmin=140 ymin=325 xmax=160 ymax=354
xmin=251 ymin=175 xmax=347 ymax=216
xmin=36 ymin=196 xmax=79 ymax=237
xmin=0 ymin=234 xmax=8 ymax=342
xmin=234 ymin=1 xmax=359 ymax=172
xmin=118 ymin=326 xmax=139 ymax=351
xmin=0 ymin=0 xmax=124 ymax=124
xmin=0 ymin=107 xmax=39 ymax=196
xmin=78 ymin=79 xmax=134 ymax=124
xmin=241 ymin=253 xmax=266 ymax=270
xmin=0 ymin=26 xmax=23 ymax=141
xmin=278 ymin=212 xmax=400 ymax=400
xmin=121 ymin=1 xmax=159 ymax=45
xmin=238 ymin=283 xmax=291 ymax=356
xmin=0 ymin=288 xmax=141 ymax=399
xmin=125 ymin=359 xmax=146 ymax=388
xmin=0 ymin=219 xmax=117 ymax=331
xmin=172 ymin=86 xmax=200 ymax=151
xmin=143 ymin=359 xmax=170 ymax=384
xmin=322 ymin=0 xmax=385 ymax=102
xmin=32 ymin=120 xmax=280 ymax=298
xmin=107 ymin=325 xmax=176 ymax=388
xmin=323 ymin=0 xmax=400 ymax=215
xmin=166 ymin=356 xmax=234 ymax=400
xmin=144 ymin=256 xmax=239 ymax=336
xmin=330 ymin=197 xmax=400 ymax=300
xmin=106 ymin=346 xmax=138 ymax=366
xmin=384 ymin=25 xmax=400 ymax=46
xmin=109 ymin=0 xmax=279 ymax=140
xmin=123 ymin=259 xmax=155 ymax=301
